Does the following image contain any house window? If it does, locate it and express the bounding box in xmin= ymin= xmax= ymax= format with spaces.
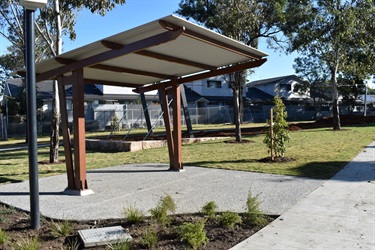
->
xmin=280 ymin=84 xmax=291 ymax=91
xmin=207 ymin=80 xmax=222 ymax=88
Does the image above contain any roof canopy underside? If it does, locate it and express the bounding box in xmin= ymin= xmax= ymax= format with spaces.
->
xmin=23 ymin=15 xmax=268 ymax=89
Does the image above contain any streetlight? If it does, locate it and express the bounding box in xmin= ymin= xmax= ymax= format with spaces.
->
xmin=20 ymin=0 xmax=47 ymax=230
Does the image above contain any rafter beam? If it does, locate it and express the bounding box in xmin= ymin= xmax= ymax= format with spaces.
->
xmin=101 ymin=39 xmax=216 ymax=71
xmin=134 ymin=58 xmax=267 ymax=93
xmin=35 ymin=28 xmax=184 ymax=82
xmin=159 ymin=20 xmax=262 ymax=60
xmin=55 ymin=56 xmax=175 ymax=80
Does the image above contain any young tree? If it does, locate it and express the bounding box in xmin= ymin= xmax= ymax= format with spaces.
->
xmin=280 ymin=0 xmax=375 ymax=130
xmin=1 ymin=0 xmax=126 ymax=162
xmin=263 ymin=94 xmax=289 ymax=160
xmin=176 ymin=0 xmax=286 ymax=141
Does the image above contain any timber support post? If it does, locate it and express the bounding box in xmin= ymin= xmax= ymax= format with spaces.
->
xmin=72 ymin=69 xmax=90 ymax=193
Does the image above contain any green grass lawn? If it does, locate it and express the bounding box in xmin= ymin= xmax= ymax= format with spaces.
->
xmin=0 ymin=124 xmax=374 ymax=184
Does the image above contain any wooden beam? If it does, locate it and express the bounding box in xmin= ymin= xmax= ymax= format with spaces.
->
xmin=72 ymin=69 xmax=88 ymax=190
xmin=55 ymin=56 xmax=175 ymax=79
xmin=171 ymin=83 xmax=183 ymax=170
xmin=159 ymin=20 xmax=263 ymax=60
xmin=36 ymin=28 xmax=184 ymax=82
xmin=57 ymin=75 xmax=75 ymax=190
xmin=134 ymin=59 xmax=267 ymax=93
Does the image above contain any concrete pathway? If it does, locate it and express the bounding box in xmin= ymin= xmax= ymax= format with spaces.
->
xmin=231 ymin=141 xmax=375 ymax=250
xmin=0 ymin=164 xmax=323 ymax=221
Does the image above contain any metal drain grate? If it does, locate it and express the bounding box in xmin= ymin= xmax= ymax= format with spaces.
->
xmin=78 ymin=226 xmax=132 ymax=247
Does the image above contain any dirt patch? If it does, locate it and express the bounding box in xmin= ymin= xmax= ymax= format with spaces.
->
xmin=0 ymin=204 xmax=276 ymax=249
xmin=258 ymin=156 xmax=296 ymax=163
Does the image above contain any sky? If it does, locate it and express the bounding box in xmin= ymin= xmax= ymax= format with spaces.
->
xmin=0 ymin=0 xmax=297 ymax=81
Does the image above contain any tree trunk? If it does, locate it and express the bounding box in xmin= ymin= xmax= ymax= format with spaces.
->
xmin=49 ymin=80 xmax=59 ymax=163
xmin=49 ymin=0 xmax=62 ymax=163
xmin=234 ymin=87 xmax=241 ymax=142
xmin=331 ymin=54 xmax=341 ymax=130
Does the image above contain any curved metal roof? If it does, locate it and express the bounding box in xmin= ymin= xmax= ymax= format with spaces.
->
xmin=20 ymin=15 xmax=268 ymax=89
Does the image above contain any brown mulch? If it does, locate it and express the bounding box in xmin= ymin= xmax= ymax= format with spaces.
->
xmin=0 ymin=204 xmax=276 ymax=249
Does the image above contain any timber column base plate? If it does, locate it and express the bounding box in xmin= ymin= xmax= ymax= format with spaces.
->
xmin=64 ymin=188 xmax=95 ymax=196
xmin=168 ymin=168 xmax=185 ymax=172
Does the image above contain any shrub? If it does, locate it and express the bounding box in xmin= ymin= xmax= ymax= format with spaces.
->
xmin=218 ymin=211 xmax=242 ymax=228
xmin=14 ymin=236 xmax=40 ymax=250
xmin=178 ymin=220 xmax=208 ymax=250
xmin=63 ymin=238 xmax=81 ymax=250
xmin=149 ymin=205 xmax=170 ymax=226
xmin=149 ymin=194 xmax=176 ymax=226
xmin=123 ymin=205 xmax=144 ymax=224
xmin=0 ymin=228 xmax=8 ymax=244
xmin=140 ymin=226 xmax=158 ymax=249
xmin=244 ymin=190 xmax=268 ymax=227
xmin=201 ymin=201 xmax=218 ymax=219
xmin=263 ymin=94 xmax=290 ymax=159
xmin=161 ymin=194 xmax=176 ymax=213
xmin=106 ymin=241 xmax=131 ymax=250
xmin=50 ymin=220 xmax=72 ymax=237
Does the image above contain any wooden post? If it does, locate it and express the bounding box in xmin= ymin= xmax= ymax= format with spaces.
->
xmin=171 ymin=82 xmax=183 ymax=170
xmin=158 ymin=86 xmax=174 ymax=168
xmin=72 ymin=69 xmax=88 ymax=190
xmin=57 ymin=76 xmax=75 ymax=189
xmin=270 ymin=108 xmax=274 ymax=161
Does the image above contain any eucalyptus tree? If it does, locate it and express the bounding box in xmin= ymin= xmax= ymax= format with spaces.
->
xmin=0 ymin=0 xmax=125 ymax=162
xmin=177 ymin=0 xmax=286 ymax=141
xmin=280 ymin=0 xmax=375 ymax=129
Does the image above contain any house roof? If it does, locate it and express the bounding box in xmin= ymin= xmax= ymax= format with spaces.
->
xmin=18 ymin=15 xmax=268 ymax=89
xmin=248 ymin=75 xmax=300 ymax=87
xmin=246 ymin=87 xmax=274 ymax=103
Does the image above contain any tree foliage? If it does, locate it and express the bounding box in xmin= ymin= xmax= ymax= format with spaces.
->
xmin=177 ymin=0 xmax=286 ymax=141
xmin=1 ymin=0 xmax=125 ymax=162
xmin=280 ymin=0 xmax=375 ymax=129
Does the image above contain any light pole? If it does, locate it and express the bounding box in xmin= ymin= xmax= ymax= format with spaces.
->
xmin=20 ymin=0 xmax=47 ymax=230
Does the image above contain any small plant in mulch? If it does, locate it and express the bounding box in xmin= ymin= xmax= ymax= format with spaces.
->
xmin=140 ymin=226 xmax=159 ymax=249
xmin=178 ymin=219 xmax=209 ymax=250
xmin=50 ymin=219 xmax=73 ymax=238
xmin=13 ymin=236 xmax=40 ymax=250
xmin=243 ymin=190 xmax=268 ymax=227
xmin=149 ymin=194 xmax=176 ymax=227
xmin=201 ymin=201 xmax=218 ymax=219
xmin=123 ymin=205 xmax=145 ymax=224
xmin=0 ymin=228 xmax=8 ymax=244
xmin=217 ymin=211 xmax=242 ymax=228
xmin=106 ymin=240 xmax=132 ymax=250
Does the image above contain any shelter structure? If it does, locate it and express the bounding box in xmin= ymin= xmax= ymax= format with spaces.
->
xmin=18 ymin=15 xmax=268 ymax=194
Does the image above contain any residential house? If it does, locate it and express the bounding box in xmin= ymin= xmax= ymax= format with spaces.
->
xmin=2 ymin=79 xmax=159 ymax=133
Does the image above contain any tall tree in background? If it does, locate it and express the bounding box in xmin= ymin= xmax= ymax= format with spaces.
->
xmin=280 ymin=0 xmax=375 ymax=130
xmin=176 ymin=0 xmax=286 ymax=141
xmin=0 ymin=0 xmax=126 ymax=162
xmin=293 ymin=54 xmax=331 ymax=119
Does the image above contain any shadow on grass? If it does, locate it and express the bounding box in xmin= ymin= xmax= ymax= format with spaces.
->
xmin=185 ymin=159 xmax=374 ymax=180
xmin=0 ymin=177 xmax=23 ymax=184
